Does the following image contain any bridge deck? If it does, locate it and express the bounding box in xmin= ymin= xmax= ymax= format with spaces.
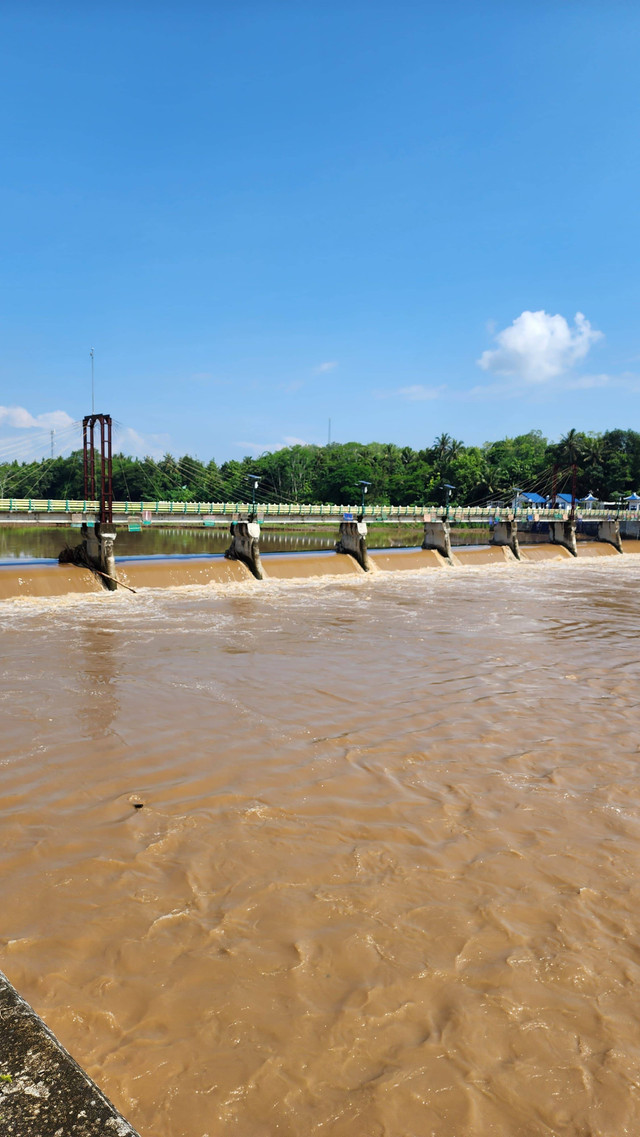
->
xmin=0 ymin=499 xmax=634 ymax=523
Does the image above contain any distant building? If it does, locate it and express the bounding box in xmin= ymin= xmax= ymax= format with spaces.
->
xmin=579 ymin=492 xmax=597 ymax=510
xmin=515 ymin=492 xmax=546 ymax=506
xmin=548 ymin=493 xmax=573 ymax=509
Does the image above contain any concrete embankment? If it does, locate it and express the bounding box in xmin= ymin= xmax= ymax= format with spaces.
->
xmin=0 ymin=544 xmax=630 ymax=599
xmin=116 ymin=554 xmax=252 ymax=590
xmin=1 ymin=515 xmax=639 ymax=599
xmin=261 ymin=551 xmax=365 ymax=579
xmin=366 ymin=548 xmax=446 ymax=571
xmin=0 ymin=969 xmax=139 ymax=1136
xmin=453 ymin=544 xmax=516 ymax=566
xmin=517 ymin=543 xmax=573 ymax=562
xmin=574 ymin=541 xmax=621 ymax=558
xmin=0 ymin=563 xmax=102 ymax=600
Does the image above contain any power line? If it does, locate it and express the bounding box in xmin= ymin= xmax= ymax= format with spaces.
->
xmin=0 ymin=422 xmax=81 ymax=462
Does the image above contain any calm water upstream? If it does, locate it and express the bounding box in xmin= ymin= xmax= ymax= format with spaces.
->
xmin=2 ymin=558 xmax=640 ymax=1136
xmin=0 ymin=523 xmax=493 ymax=562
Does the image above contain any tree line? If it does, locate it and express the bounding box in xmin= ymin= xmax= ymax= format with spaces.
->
xmin=1 ymin=428 xmax=640 ymax=506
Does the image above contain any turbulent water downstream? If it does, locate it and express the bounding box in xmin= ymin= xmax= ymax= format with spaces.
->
xmin=3 ymin=557 xmax=640 ymax=1136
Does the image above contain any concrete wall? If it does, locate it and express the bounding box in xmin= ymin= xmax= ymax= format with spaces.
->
xmin=597 ymin=520 xmax=623 ymax=553
xmin=335 ymin=521 xmax=371 ymax=572
xmin=225 ymin=521 xmax=264 ymax=579
xmin=422 ymin=521 xmax=452 ymax=562
xmin=491 ymin=520 xmax=520 ymax=560
xmin=58 ymin=523 xmax=119 ymax=590
xmin=549 ymin=521 xmax=577 ymax=557
xmin=0 ymin=969 xmax=140 ymax=1136
xmin=95 ymin=522 xmax=118 ymax=588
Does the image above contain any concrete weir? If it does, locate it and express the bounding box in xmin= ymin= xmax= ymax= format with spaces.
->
xmin=0 ymin=969 xmax=139 ymax=1136
xmin=225 ymin=520 xmax=264 ymax=579
xmin=597 ymin=519 xmax=623 ymax=553
xmin=59 ymin=521 xmax=119 ymax=590
xmin=422 ymin=521 xmax=453 ymax=563
xmin=335 ymin=520 xmax=372 ymax=572
xmin=491 ymin=520 xmax=520 ymax=559
xmin=549 ymin=520 xmax=578 ymax=557
xmin=1 ymin=514 xmax=635 ymax=601
xmin=534 ymin=519 xmax=622 ymax=556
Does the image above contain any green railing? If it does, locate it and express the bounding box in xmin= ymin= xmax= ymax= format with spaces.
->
xmin=0 ymin=499 xmax=635 ymax=521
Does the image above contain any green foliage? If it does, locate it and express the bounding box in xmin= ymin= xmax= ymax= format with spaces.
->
xmin=2 ymin=429 xmax=640 ymax=505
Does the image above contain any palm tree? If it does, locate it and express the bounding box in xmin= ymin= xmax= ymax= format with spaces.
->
xmin=582 ymin=433 xmax=605 ymax=467
xmin=579 ymin=434 xmax=608 ymax=499
xmin=432 ymin=432 xmax=452 ymax=460
xmin=556 ymin=428 xmax=584 ymax=467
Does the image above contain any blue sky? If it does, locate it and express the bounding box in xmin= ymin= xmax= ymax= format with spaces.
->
xmin=1 ymin=1 xmax=639 ymax=464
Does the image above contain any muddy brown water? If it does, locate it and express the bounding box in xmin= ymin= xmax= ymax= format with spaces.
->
xmin=3 ymin=555 xmax=640 ymax=1136
xmin=0 ymin=524 xmax=494 ymax=562
xmin=0 ymin=525 xmax=337 ymax=560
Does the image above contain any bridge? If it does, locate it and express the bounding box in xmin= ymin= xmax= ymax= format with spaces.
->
xmin=0 ymin=497 xmax=635 ymax=525
xmin=2 ymin=493 xmax=635 ymax=585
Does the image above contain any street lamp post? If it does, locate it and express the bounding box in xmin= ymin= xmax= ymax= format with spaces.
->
xmin=357 ymin=480 xmax=371 ymax=520
xmin=246 ymin=474 xmax=260 ymax=521
xmin=512 ymin=488 xmax=521 ymax=517
xmin=443 ymin=483 xmax=455 ymax=521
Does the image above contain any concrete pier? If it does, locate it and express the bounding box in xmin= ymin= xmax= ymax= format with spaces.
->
xmin=0 ymin=969 xmax=139 ymax=1136
xmin=597 ymin=519 xmax=623 ymax=553
xmin=336 ymin=521 xmax=372 ymax=572
xmin=94 ymin=522 xmax=118 ymax=588
xmin=549 ymin=520 xmax=578 ymax=557
xmin=422 ymin=520 xmax=453 ymax=563
xmin=491 ymin=520 xmax=520 ymax=560
xmin=58 ymin=522 xmax=119 ymax=589
xmin=225 ymin=520 xmax=264 ymax=579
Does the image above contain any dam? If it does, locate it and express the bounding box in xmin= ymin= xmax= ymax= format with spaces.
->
xmin=0 ymin=510 xmax=636 ymax=599
xmin=3 ymin=520 xmax=640 ymax=1135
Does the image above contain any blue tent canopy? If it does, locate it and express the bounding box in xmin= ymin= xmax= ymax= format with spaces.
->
xmin=517 ymin=492 xmax=546 ymax=504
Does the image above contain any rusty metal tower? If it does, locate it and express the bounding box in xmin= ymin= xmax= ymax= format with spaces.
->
xmin=83 ymin=414 xmax=113 ymax=524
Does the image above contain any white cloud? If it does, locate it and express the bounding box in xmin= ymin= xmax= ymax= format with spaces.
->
xmin=464 ymin=380 xmax=513 ymax=400
xmin=562 ymin=372 xmax=611 ymax=391
xmin=0 ymin=409 xmax=167 ymax=460
xmin=396 ymin=384 xmax=446 ymax=401
xmin=117 ymin=426 xmax=168 ymax=460
xmin=466 ymin=369 xmax=638 ymax=401
xmin=0 ymin=405 xmax=75 ymax=429
xmin=478 ymin=310 xmax=602 ymax=383
xmin=314 ymin=361 xmax=338 ymax=374
xmin=235 ymin=440 xmax=286 ymax=456
xmin=234 ymin=435 xmax=308 ymax=456
xmin=375 ymin=383 xmax=446 ymax=401
xmin=563 ymin=371 xmax=640 ymax=393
